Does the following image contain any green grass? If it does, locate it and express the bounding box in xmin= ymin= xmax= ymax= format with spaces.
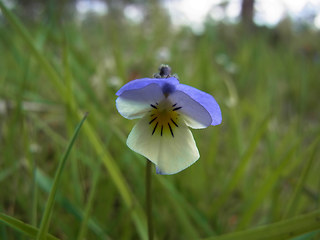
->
xmin=1 ymin=1 xmax=320 ymax=239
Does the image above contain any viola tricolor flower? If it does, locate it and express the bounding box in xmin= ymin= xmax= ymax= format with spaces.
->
xmin=116 ymin=67 xmax=222 ymax=175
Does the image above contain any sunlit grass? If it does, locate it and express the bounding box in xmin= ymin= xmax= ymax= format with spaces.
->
xmin=0 ymin=2 xmax=320 ymax=239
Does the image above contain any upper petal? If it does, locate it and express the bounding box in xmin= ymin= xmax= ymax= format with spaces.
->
xmin=175 ymin=84 xmax=222 ymax=126
xmin=116 ymin=77 xmax=180 ymax=96
xmin=168 ymin=90 xmax=212 ymax=129
xmin=126 ymin=115 xmax=199 ymax=175
xmin=116 ymin=83 xmax=165 ymax=119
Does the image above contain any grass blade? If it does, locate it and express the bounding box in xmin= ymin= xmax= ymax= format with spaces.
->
xmin=36 ymin=113 xmax=88 ymax=240
xmin=0 ymin=212 xmax=59 ymax=240
xmin=204 ymin=209 xmax=320 ymax=240
xmin=0 ymin=1 xmax=65 ymax=97
xmin=35 ymin=168 xmax=108 ymax=239
xmin=81 ymin=118 xmax=147 ymax=239
xmin=157 ymin=175 xmax=215 ymax=236
xmin=0 ymin=162 xmax=21 ymax=183
xmin=76 ymin=165 xmax=102 ymax=240
xmin=210 ymin=115 xmax=270 ymax=214
xmin=283 ymin=136 xmax=320 ymax=218
xmin=236 ymin=144 xmax=298 ymax=229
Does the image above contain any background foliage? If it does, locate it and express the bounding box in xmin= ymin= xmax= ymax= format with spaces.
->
xmin=0 ymin=1 xmax=320 ymax=239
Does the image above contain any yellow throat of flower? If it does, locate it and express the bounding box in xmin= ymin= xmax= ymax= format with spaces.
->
xmin=148 ymin=99 xmax=182 ymax=137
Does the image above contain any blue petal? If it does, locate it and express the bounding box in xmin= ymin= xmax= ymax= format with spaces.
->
xmin=116 ymin=83 xmax=165 ymax=119
xmin=155 ymin=166 xmax=164 ymax=175
xmin=168 ymin=91 xmax=212 ymax=129
xmin=156 ymin=166 xmax=168 ymax=175
xmin=116 ymin=77 xmax=179 ymax=96
xmin=175 ymin=84 xmax=222 ymax=126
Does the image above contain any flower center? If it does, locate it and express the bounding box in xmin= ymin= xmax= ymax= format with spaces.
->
xmin=148 ymin=99 xmax=182 ymax=137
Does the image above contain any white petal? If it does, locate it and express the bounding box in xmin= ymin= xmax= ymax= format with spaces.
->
xmin=116 ymin=83 xmax=165 ymax=119
xmin=127 ymin=115 xmax=200 ymax=175
xmin=168 ymin=91 xmax=212 ymax=129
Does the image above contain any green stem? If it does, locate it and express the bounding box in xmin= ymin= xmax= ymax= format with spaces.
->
xmin=146 ymin=159 xmax=153 ymax=240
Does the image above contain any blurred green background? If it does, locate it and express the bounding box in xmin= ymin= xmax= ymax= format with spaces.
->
xmin=0 ymin=0 xmax=320 ymax=239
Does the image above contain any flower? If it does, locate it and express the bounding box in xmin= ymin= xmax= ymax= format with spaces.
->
xmin=115 ymin=71 xmax=222 ymax=175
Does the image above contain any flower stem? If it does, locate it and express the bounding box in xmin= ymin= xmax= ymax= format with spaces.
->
xmin=146 ymin=159 xmax=153 ymax=240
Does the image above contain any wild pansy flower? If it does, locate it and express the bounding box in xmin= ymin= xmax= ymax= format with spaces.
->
xmin=116 ymin=66 xmax=222 ymax=175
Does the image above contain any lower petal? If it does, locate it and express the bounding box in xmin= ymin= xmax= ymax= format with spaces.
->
xmin=126 ymin=115 xmax=200 ymax=175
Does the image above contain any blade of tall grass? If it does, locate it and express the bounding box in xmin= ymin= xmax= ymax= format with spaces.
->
xmin=30 ymin=113 xmax=102 ymax=170
xmin=204 ymin=209 xmax=320 ymax=240
xmin=0 ymin=224 xmax=7 ymax=240
xmin=267 ymin=119 xmax=300 ymax=221
xmin=0 ymin=161 xmax=20 ymax=183
xmin=0 ymin=212 xmax=59 ymax=240
xmin=31 ymin=157 xmax=39 ymax=227
xmin=21 ymin=110 xmax=39 ymax=228
xmin=236 ymin=143 xmax=298 ymax=229
xmin=76 ymin=164 xmax=102 ymax=240
xmin=168 ymin=193 xmax=200 ymax=239
xmin=35 ymin=169 xmax=107 ymax=238
xmin=283 ymin=136 xmax=320 ymax=219
xmin=36 ymin=113 xmax=88 ymax=240
xmin=63 ymin=34 xmax=82 ymax=205
xmin=81 ymin=118 xmax=147 ymax=239
xmin=210 ymin=115 xmax=270 ymax=214
xmin=156 ymin=176 xmax=215 ymax=236
xmin=291 ymin=230 xmax=320 ymax=240
xmin=0 ymin=1 xmax=65 ymax=98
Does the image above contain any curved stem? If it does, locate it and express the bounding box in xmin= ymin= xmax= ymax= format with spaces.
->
xmin=146 ymin=159 xmax=153 ymax=240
